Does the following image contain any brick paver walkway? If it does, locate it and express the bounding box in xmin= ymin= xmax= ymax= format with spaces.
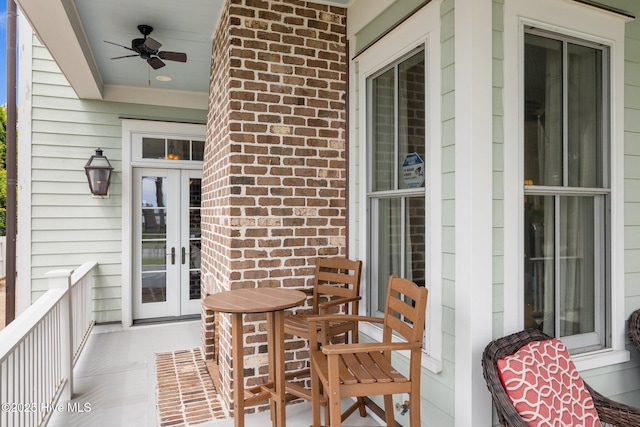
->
xmin=156 ymin=347 xmax=227 ymax=426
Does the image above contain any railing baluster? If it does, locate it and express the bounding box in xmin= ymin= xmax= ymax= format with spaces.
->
xmin=20 ymin=341 xmax=24 ymax=427
xmin=1 ymin=360 xmax=6 ymax=427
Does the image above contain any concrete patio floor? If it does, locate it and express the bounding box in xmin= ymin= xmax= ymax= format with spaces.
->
xmin=47 ymin=319 xmax=382 ymax=427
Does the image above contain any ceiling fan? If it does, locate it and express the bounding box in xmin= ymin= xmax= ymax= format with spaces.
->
xmin=104 ymin=25 xmax=187 ymax=70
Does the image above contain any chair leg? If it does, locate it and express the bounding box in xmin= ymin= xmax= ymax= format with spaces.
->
xmin=357 ymin=397 xmax=367 ymax=417
xmin=383 ymin=394 xmax=395 ymax=427
xmin=310 ymin=358 xmax=322 ymax=427
xmin=327 ymin=354 xmax=342 ymax=427
xmin=409 ymin=390 xmax=420 ymax=427
xmin=328 ymin=389 xmax=342 ymax=427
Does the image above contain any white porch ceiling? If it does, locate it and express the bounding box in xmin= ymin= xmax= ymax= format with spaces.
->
xmin=16 ymin=0 xmax=350 ymax=110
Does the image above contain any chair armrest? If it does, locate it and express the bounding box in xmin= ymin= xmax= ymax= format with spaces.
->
xmin=321 ymin=341 xmax=422 ymax=355
xmin=307 ymin=314 xmax=382 ymax=345
xmin=317 ymin=296 xmax=362 ymax=311
xmin=587 ymin=383 xmax=640 ymax=425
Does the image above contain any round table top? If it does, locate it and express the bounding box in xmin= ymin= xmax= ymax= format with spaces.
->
xmin=203 ymin=288 xmax=306 ymax=314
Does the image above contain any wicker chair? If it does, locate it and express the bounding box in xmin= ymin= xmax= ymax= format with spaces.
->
xmin=482 ymin=328 xmax=640 ymax=427
xmin=629 ymin=309 xmax=640 ymax=355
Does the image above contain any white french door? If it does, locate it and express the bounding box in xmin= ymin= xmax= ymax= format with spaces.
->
xmin=133 ymin=168 xmax=202 ymax=320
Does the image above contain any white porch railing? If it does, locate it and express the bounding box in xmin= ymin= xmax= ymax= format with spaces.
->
xmin=0 ymin=261 xmax=97 ymax=427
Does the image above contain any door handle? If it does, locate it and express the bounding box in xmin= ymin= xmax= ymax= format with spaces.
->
xmin=181 ymin=247 xmax=186 ymax=265
xmin=170 ymin=247 xmax=175 ymax=265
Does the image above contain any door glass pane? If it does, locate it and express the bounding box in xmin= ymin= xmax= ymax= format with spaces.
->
xmin=142 ymin=241 xmax=166 ymax=269
xmin=142 ymin=176 xmax=168 ymax=208
xmin=142 ymin=138 xmax=166 ymax=159
xmin=524 ymin=195 xmax=555 ymax=332
xmin=189 ymin=179 xmax=202 ymax=238
xmin=190 ymin=271 xmax=201 ymax=300
xmin=376 ymin=198 xmax=402 ymax=313
xmin=142 ymin=272 xmax=166 ymax=303
xmin=189 ymin=241 xmax=201 ymax=270
xmin=567 ymin=43 xmax=603 ymax=188
xmin=559 ymin=196 xmax=595 ymax=337
xmin=524 ymin=34 xmax=563 ymax=186
xmin=189 ymin=178 xmax=202 ymax=300
xmin=398 ymin=51 xmax=426 ymax=190
xmin=141 ymin=176 xmax=167 ymax=303
xmin=372 ymin=68 xmax=396 ymax=192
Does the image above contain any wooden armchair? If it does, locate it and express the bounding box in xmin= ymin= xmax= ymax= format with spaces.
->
xmin=308 ymin=275 xmax=428 ymax=427
xmin=482 ymin=328 xmax=640 ymax=426
xmin=284 ymin=257 xmax=363 ymax=410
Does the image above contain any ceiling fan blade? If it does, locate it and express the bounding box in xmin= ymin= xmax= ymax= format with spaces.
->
xmin=147 ymin=57 xmax=166 ymax=69
xmin=143 ymin=37 xmax=162 ymax=52
xmin=110 ymin=54 xmax=139 ymax=60
xmin=104 ymin=40 xmax=136 ymax=52
xmin=158 ymin=51 xmax=187 ymax=63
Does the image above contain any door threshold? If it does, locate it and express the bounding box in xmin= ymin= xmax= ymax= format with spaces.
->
xmin=133 ymin=314 xmax=201 ymax=326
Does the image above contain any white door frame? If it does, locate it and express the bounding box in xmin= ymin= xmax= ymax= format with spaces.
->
xmin=121 ymin=119 xmax=205 ymax=328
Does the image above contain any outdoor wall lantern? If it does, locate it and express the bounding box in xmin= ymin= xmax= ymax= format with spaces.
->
xmin=84 ymin=148 xmax=113 ymax=197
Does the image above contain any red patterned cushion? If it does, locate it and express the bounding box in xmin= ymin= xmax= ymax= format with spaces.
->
xmin=497 ymin=338 xmax=601 ymax=427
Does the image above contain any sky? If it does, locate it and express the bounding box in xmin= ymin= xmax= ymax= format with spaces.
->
xmin=0 ymin=2 xmax=7 ymax=106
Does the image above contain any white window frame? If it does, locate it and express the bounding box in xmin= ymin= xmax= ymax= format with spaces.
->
xmin=524 ymin=29 xmax=610 ymax=352
xmin=131 ymin=134 xmax=205 ymax=164
xmin=367 ymin=48 xmax=429 ymax=318
xmin=353 ymin=1 xmax=442 ymax=373
xmin=503 ymin=0 xmax=631 ymax=370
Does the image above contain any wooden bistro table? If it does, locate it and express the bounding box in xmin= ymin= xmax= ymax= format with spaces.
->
xmin=203 ymin=288 xmax=306 ymax=427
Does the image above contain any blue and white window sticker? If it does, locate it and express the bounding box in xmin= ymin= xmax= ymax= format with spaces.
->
xmin=402 ymin=152 xmax=425 ymax=188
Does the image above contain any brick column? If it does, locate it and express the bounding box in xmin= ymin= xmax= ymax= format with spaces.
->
xmin=201 ymin=0 xmax=347 ymax=412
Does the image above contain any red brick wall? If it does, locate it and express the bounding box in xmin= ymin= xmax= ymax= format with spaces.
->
xmin=201 ymin=0 xmax=347 ymax=412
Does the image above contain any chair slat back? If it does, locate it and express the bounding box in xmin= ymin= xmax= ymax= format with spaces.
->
xmin=383 ymin=276 xmax=428 ymax=344
xmin=312 ymin=257 xmax=362 ymax=314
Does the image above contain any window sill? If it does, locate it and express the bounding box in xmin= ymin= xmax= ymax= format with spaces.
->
xmin=573 ymin=348 xmax=629 ymax=372
xmin=360 ymin=322 xmax=443 ymax=374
